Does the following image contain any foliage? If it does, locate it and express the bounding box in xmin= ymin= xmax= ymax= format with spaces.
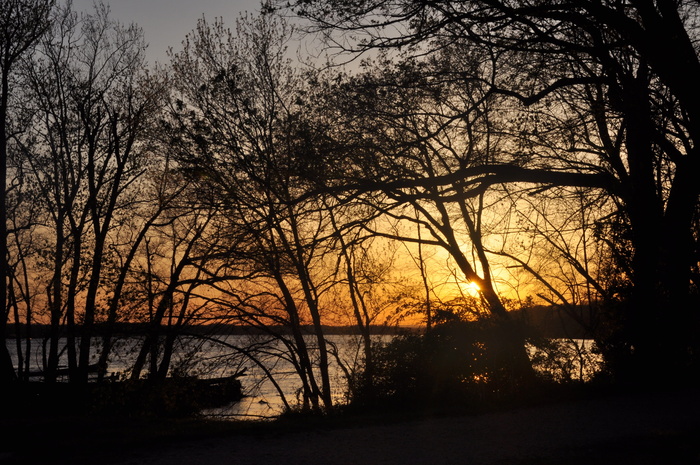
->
xmin=351 ymin=315 xmax=537 ymax=410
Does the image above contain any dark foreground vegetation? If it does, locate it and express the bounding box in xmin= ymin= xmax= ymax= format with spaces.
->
xmin=6 ymin=375 xmax=243 ymax=418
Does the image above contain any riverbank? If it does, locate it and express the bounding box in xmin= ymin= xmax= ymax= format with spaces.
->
xmin=2 ymin=387 xmax=699 ymax=464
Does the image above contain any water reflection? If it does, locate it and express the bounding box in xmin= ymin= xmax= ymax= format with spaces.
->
xmin=9 ymin=334 xmax=601 ymax=420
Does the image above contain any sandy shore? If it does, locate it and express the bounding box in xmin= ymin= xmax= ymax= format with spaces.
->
xmin=103 ymin=389 xmax=700 ymax=465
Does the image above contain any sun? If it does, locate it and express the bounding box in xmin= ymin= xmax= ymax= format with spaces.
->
xmin=462 ymin=281 xmax=481 ymax=297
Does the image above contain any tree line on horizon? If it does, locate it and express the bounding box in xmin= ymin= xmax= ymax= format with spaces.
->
xmin=0 ymin=0 xmax=698 ymax=414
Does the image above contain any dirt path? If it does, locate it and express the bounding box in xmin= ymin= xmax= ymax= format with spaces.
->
xmin=107 ymin=389 xmax=700 ymax=465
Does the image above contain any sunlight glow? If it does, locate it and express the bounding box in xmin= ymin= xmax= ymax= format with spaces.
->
xmin=462 ymin=281 xmax=481 ymax=297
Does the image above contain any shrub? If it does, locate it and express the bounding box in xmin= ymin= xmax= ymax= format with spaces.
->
xmin=352 ymin=318 xmax=534 ymax=410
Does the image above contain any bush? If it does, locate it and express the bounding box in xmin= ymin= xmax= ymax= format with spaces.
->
xmin=352 ymin=319 xmax=536 ymax=410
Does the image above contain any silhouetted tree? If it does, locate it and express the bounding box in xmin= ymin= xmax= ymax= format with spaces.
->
xmin=128 ymin=203 xmax=221 ymax=381
xmin=0 ymin=0 xmax=54 ymax=385
xmin=289 ymin=0 xmax=700 ymax=382
xmin=16 ymin=2 xmax=161 ymax=383
xmin=296 ymin=54 xmax=551 ymax=382
xmin=166 ymin=13 xmax=345 ymax=411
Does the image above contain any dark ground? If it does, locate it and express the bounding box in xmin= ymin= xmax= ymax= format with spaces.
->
xmin=2 ymin=387 xmax=699 ymax=465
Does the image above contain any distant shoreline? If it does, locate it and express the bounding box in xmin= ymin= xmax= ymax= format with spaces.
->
xmin=5 ymin=322 xmax=423 ymax=338
xmin=7 ymin=304 xmax=592 ymax=339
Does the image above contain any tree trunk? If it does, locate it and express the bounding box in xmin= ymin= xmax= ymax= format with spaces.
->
xmin=0 ymin=68 xmax=17 ymax=385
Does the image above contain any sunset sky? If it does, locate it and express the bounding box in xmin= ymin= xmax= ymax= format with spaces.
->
xmin=71 ymin=0 xmax=265 ymax=63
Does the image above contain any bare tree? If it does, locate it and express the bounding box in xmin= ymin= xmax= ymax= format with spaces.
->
xmin=94 ymin=153 xmax=190 ymax=382
xmin=15 ymin=2 xmax=160 ymax=383
xmin=128 ymin=203 xmax=219 ymax=381
xmin=167 ymin=13 xmax=344 ymax=411
xmin=0 ymin=0 xmax=54 ymax=384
